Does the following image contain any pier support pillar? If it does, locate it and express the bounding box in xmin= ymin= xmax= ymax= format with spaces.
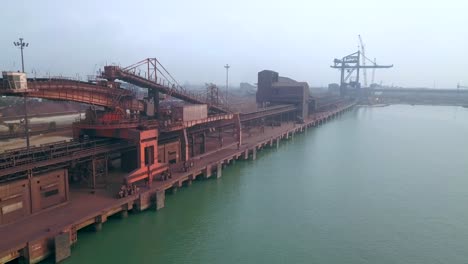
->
xmin=244 ymin=149 xmax=249 ymax=160
xmin=252 ymin=148 xmax=257 ymax=160
xmin=54 ymin=232 xmax=71 ymax=263
xmin=155 ymin=191 xmax=165 ymax=210
xmin=216 ymin=163 xmax=222 ymax=178
xmin=276 ymin=139 xmax=280 ymax=149
xmin=120 ymin=210 xmax=128 ymax=219
xmin=93 ymin=222 xmax=102 ymax=232
xmin=204 ymin=165 xmax=212 ymax=179
xmin=19 ymin=244 xmax=31 ymax=264
xmin=93 ymin=215 xmax=106 ymax=232
xmin=137 ymin=193 xmax=151 ymax=211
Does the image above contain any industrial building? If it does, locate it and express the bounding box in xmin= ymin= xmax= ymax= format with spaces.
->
xmin=257 ymin=70 xmax=310 ymax=120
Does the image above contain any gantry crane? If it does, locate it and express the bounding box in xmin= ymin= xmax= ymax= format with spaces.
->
xmin=331 ymin=49 xmax=393 ymax=97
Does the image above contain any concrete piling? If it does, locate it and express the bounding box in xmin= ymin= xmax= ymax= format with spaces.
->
xmin=155 ymin=191 xmax=165 ymax=210
xmin=204 ymin=165 xmax=212 ymax=179
xmin=93 ymin=222 xmax=102 ymax=232
xmin=216 ymin=163 xmax=222 ymax=178
xmin=54 ymin=232 xmax=71 ymax=263
xmin=120 ymin=210 xmax=128 ymax=218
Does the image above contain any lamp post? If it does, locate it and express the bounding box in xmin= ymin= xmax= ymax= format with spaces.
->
xmin=224 ymin=64 xmax=230 ymax=104
xmin=14 ymin=38 xmax=30 ymax=150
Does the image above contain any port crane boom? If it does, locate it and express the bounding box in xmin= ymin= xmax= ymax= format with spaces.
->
xmin=358 ymin=35 xmax=367 ymax=87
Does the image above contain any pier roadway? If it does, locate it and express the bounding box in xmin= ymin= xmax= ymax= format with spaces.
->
xmin=0 ymin=102 xmax=354 ymax=263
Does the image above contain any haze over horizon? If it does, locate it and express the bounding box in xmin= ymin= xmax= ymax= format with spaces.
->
xmin=1 ymin=0 xmax=467 ymax=88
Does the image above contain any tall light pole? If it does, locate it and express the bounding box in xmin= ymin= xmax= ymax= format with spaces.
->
xmin=14 ymin=38 xmax=30 ymax=150
xmin=224 ymin=64 xmax=230 ymax=103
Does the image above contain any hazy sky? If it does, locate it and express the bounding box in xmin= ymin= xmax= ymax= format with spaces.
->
xmin=1 ymin=0 xmax=467 ymax=88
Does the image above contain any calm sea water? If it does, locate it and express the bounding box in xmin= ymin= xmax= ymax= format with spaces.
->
xmin=58 ymin=105 xmax=468 ymax=264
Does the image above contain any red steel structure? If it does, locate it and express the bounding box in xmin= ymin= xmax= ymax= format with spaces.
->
xmin=0 ymin=78 xmax=143 ymax=111
xmin=0 ymin=59 xmax=339 ymax=190
xmin=102 ymin=58 xmax=230 ymax=113
xmin=0 ymin=59 xmax=250 ymax=190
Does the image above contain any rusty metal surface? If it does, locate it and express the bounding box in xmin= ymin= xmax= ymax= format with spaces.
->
xmin=102 ymin=59 xmax=231 ymax=113
xmin=0 ymin=78 xmax=144 ymax=111
xmin=0 ymin=138 xmax=133 ymax=182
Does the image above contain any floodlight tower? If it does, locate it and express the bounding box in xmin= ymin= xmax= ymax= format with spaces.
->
xmin=224 ymin=64 xmax=230 ymax=103
xmin=14 ymin=38 xmax=30 ymax=150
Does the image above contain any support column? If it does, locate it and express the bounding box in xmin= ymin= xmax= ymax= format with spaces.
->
xmin=148 ymin=90 xmax=160 ymax=119
xmin=93 ymin=222 xmax=103 ymax=232
xmin=190 ymin=134 xmax=195 ymax=157
xmin=19 ymin=243 xmax=32 ymax=264
xmin=155 ymin=191 xmax=165 ymax=210
xmin=216 ymin=163 xmax=222 ymax=178
xmin=181 ymin=128 xmax=189 ymax=161
xmin=54 ymin=232 xmax=71 ymax=263
xmin=201 ymin=132 xmax=206 ymax=154
xmin=120 ymin=210 xmax=128 ymax=218
xmin=154 ymin=91 xmax=160 ymax=119
xmin=244 ymin=149 xmax=249 ymax=160
xmin=136 ymin=192 xmax=152 ymax=211
xmin=93 ymin=215 xmax=106 ymax=232
xmin=252 ymin=147 xmax=257 ymax=160
xmin=204 ymin=165 xmax=212 ymax=179
xmin=276 ymin=138 xmax=280 ymax=149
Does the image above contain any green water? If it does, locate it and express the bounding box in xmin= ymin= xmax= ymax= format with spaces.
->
xmin=60 ymin=105 xmax=468 ymax=264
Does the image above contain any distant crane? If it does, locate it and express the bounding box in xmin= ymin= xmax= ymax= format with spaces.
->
xmin=358 ymin=35 xmax=367 ymax=87
xmin=371 ymin=58 xmax=377 ymax=85
xmin=358 ymin=35 xmax=383 ymax=87
xmin=331 ymin=50 xmax=393 ymax=97
xmin=457 ymin=83 xmax=468 ymax=89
